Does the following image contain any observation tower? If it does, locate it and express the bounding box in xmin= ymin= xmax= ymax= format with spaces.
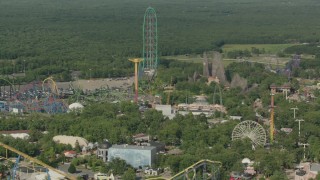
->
xmin=142 ymin=7 xmax=158 ymax=78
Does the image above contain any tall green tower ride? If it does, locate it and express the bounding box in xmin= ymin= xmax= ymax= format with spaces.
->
xmin=142 ymin=7 xmax=158 ymax=77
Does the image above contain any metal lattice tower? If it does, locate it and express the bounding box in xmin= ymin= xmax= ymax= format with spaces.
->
xmin=142 ymin=7 xmax=158 ymax=73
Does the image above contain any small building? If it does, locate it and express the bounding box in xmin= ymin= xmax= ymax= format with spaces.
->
xmin=229 ymin=116 xmax=242 ymax=121
xmin=12 ymin=107 xmax=23 ymax=114
xmin=295 ymin=162 xmax=320 ymax=179
xmin=68 ymin=102 xmax=84 ymax=112
xmin=64 ymin=150 xmax=77 ymax=158
xmin=154 ymin=105 xmax=176 ymax=119
xmin=309 ymin=163 xmax=320 ymax=178
xmin=176 ymin=95 xmax=227 ymax=117
xmin=82 ymin=142 xmax=98 ymax=154
xmin=94 ymin=172 xmax=114 ymax=180
xmin=144 ymin=168 xmax=161 ymax=176
xmin=108 ymin=145 xmax=156 ymax=168
xmin=0 ymin=101 xmax=8 ymax=112
xmin=97 ymin=141 xmax=112 ymax=162
xmin=139 ymin=141 xmax=165 ymax=153
xmin=133 ymin=133 xmax=150 ymax=142
xmin=280 ymin=128 xmax=293 ymax=134
xmin=0 ymin=130 xmax=30 ymax=139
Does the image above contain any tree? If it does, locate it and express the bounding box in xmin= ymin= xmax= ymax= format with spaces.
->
xmin=269 ymin=171 xmax=288 ymax=180
xmin=122 ymin=168 xmax=136 ymax=180
xmin=29 ymin=128 xmax=43 ymax=142
xmin=0 ymin=164 xmax=8 ymax=178
xmin=68 ymin=163 xmax=76 ymax=174
xmin=74 ymin=140 xmax=81 ymax=153
xmin=108 ymin=158 xmax=130 ymax=175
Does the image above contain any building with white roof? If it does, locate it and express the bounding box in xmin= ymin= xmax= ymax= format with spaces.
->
xmin=154 ymin=105 xmax=176 ymax=119
xmin=53 ymin=135 xmax=88 ymax=148
xmin=0 ymin=130 xmax=30 ymax=139
xmin=68 ymin=102 xmax=84 ymax=112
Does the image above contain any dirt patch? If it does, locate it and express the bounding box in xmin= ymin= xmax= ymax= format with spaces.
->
xmin=56 ymin=77 xmax=134 ymax=91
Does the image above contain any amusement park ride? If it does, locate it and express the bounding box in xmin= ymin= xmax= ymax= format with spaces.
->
xmin=129 ymin=58 xmax=143 ymax=103
xmin=128 ymin=7 xmax=158 ymax=103
xmin=147 ymin=159 xmax=222 ymax=180
xmin=142 ymin=7 xmax=158 ymax=79
xmin=0 ymin=76 xmax=68 ymax=114
xmin=232 ymin=120 xmax=267 ymax=150
xmin=269 ymin=92 xmax=275 ymax=143
xmin=0 ymin=140 xmax=222 ymax=180
xmin=0 ymin=142 xmax=76 ymax=180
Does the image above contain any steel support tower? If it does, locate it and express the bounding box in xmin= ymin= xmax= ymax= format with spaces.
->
xmin=129 ymin=58 xmax=142 ymax=103
xmin=270 ymin=93 xmax=275 ymax=143
xmin=142 ymin=7 xmax=158 ymax=74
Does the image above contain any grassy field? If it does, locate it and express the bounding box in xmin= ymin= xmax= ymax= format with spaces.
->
xmin=162 ymin=54 xmax=203 ymax=63
xmin=222 ymin=44 xmax=295 ymax=54
xmin=162 ymin=54 xmax=291 ymax=67
xmin=162 ymin=44 xmax=295 ymax=67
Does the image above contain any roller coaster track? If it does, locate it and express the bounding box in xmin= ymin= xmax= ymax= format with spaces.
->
xmin=0 ymin=142 xmax=76 ymax=180
xmin=42 ymin=77 xmax=59 ymax=96
xmin=0 ymin=142 xmax=221 ymax=180
xmin=147 ymin=159 xmax=222 ymax=180
xmin=0 ymin=77 xmax=16 ymax=99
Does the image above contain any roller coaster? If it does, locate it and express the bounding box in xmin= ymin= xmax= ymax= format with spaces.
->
xmin=147 ymin=159 xmax=222 ymax=180
xmin=0 ymin=142 xmax=222 ymax=180
xmin=0 ymin=142 xmax=77 ymax=180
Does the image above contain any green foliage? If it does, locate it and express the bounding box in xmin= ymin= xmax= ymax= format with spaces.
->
xmin=1 ymin=0 xmax=317 ymax=80
xmin=226 ymin=49 xmax=251 ymax=59
xmin=269 ymin=171 xmax=288 ymax=180
xmin=0 ymin=164 xmax=8 ymax=176
xmin=74 ymin=140 xmax=81 ymax=153
xmin=284 ymin=44 xmax=320 ymax=55
xmin=122 ymin=168 xmax=136 ymax=180
xmin=68 ymin=163 xmax=76 ymax=174
xmin=104 ymin=158 xmax=132 ymax=175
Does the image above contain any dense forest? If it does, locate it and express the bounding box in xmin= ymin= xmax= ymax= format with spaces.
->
xmin=0 ymin=0 xmax=320 ymax=81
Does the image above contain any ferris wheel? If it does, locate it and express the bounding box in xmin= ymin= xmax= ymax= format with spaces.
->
xmin=232 ymin=120 xmax=266 ymax=147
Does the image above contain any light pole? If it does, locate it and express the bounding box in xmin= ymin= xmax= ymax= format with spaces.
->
xmin=23 ymin=60 xmax=26 ymax=74
xmin=298 ymin=142 xmax=309 ymax=160
xmin=296 ymin=119 xmax=304 ymax=137
xmin=290 ymin=107 xmax=298 ymax=119
xmin=12 ymin=60 xmax=15 ymax=74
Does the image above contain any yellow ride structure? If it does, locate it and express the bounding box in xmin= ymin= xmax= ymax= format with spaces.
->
xmin=0 ymin=142 xmax=221 ymax=180
xmin=0 ymin=142 xmax=76 ymax=180
xmin=147 ymin=159 xmax=222 ymax=180
xmin=42 ymin=76 xmax=59 ymax=96
xmin=129 ymin=58 xmax=143 ymax=103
